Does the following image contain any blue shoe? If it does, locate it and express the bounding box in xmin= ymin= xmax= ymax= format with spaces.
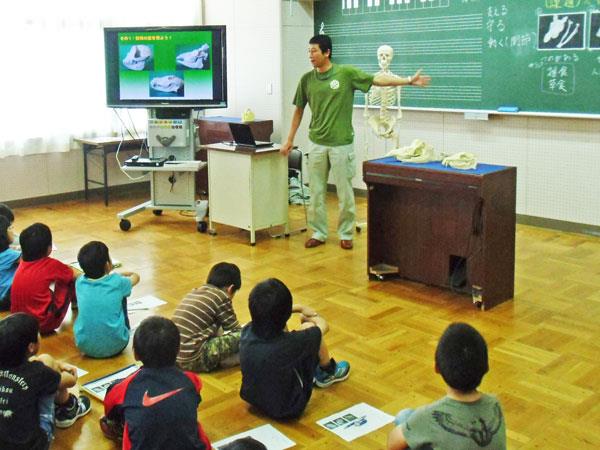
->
xmin=314 ymin=360 xmax=350 ymax=388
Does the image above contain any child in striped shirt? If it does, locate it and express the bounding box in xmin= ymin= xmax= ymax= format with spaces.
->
xmin=173 ymin=262 xmax=242 ymax=372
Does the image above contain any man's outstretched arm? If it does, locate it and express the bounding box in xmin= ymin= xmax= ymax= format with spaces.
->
xmin=373 ymin=69 xmax=431 ymax=88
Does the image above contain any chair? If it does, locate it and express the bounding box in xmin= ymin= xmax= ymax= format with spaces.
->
xmin=287 ymin=148 xmax=308 ymax=233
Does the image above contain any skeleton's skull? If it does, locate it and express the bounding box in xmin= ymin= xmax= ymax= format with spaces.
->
xmin=377 ymin=45 xmax=394 ymax=71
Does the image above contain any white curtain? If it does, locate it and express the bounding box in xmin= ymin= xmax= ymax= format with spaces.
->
xmin=0 ymin=0 xmax=202 ymax=158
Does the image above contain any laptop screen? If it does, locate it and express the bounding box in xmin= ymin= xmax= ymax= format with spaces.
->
xmin=228 ymin=122 xmax=272 ymax=147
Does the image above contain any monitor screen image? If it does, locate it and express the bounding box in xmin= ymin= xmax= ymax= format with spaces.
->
xmin=104 ymin=26 xmax=227 ymax=108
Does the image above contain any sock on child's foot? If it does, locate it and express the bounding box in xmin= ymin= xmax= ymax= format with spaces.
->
xmin=319 ymin=358 xmax=337 ymax=375
xmin=55 ymin=393 xmax=77 ymax=410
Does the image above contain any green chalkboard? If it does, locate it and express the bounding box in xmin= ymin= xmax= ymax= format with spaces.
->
xmin=314 ymin=0 xmax=600 ymax=116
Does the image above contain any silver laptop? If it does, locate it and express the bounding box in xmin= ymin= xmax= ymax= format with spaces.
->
xmin=228 ymin=122 xmax=273 ymax=148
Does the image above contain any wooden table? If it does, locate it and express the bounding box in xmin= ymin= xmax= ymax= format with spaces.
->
xmin=75 ymin=136 xmax=146 ymax=206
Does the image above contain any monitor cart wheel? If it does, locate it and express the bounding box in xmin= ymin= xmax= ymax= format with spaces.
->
xmin=119 ymin=219 xmax=132 ymax=232
xmin=152 ymin=210 xmax=163 ymax=216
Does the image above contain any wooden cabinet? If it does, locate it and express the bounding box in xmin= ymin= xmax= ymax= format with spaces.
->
xmin=363 ymin=157 xmax=516 ymax=310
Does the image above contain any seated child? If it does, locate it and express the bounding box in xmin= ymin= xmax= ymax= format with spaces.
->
xmin=387 ymin=322 xmax=506 ymax=450
xmin=173 ymin=262 xmax=242 ymax=372
xmin=74 ymin=241 xmax=140 ymax=358
xmin=101 ymin=316 xmax=212 ymax=450
xmin=0 ymin=216 xmax=20 ymax=311
xmin=0 ymin=203 xmax=19 ymax=251
xmin=10 ymin=223 xmax=78 ymax=334
xmin=0 ymin=313 xmax=91 ymax=450
xmin=220 ymin=437 xmax=267 ymax=450
xmin=239 ymin=278 xmax=350 ymax=420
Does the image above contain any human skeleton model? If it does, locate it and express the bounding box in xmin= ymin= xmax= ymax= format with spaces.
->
xmin=364 ymin=45 xmax=402 ymax=148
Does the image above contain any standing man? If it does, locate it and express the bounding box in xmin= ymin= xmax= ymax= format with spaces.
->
xmin=281 ymin=35 xmax=430 ymax=250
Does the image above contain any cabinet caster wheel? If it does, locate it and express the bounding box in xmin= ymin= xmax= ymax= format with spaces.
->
xmin=119 ymin=219 xmax=131 ymax=231
xmin=197 ymin=221 xmax=208 ymax=233
xmin=153 ymin=210 xmax=163 ymax=216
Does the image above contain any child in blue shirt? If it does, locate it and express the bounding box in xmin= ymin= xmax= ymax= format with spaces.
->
xmin=0 ymin=216 xmax=20 ymax=311
xmin=74 ymin=241 xmax=140 ymax=358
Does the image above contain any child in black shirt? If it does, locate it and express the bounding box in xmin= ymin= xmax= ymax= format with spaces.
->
xmin=239 ymin=278 xmax=350 ymax=419
xmin=0 ymin=313 xmax=91 ymax=450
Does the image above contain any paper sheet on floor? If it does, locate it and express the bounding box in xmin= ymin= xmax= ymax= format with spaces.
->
xmin=127 ymin=295 xmax=167 ymax=311
xmin=212 ymin=424 xmax=295 ymax=449
xmin=316 ymin=402 xmax=394 ymax=442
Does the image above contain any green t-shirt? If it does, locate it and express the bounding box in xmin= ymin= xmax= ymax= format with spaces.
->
xmin=402 ymin=394 xmax=506 ymax=450
xmin=293 ymin=64 xmax=373 ymax=147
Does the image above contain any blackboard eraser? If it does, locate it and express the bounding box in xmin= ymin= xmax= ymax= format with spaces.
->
xmin=497 ymin=106 xmax=520 ymax=113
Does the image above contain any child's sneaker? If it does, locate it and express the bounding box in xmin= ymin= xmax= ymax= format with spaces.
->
xmin=55 ymin=394 xmax=91 ymax=428
xmin=100 ymin=416 xmax=124 ymax=442
xmin=314 ymin=359 xmax=350 ymax=388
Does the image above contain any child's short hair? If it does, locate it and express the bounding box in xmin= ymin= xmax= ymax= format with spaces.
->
xmin=20 ymin=223 xmax=52 ymax=262
xmin=0 ymin=203 xmax=14 ymax=224
xmin=435 ymin=322 xmax=489 ymax=392
xmin=133 ymin=316 xmax=180 ymax=368
xmin=206 ymin=262 xmax=241 ymax=292
xmin=78 ymin=241 xmax=110 ymax=279
xmin=0 ymin=313 xmax=39 ymax=367
xmin=219 ymin=437 xmax=267 ymax=450
xmin=248 ymin=278 xmax=292 ymax=339
xmin=0 ymin=216 xmax=10 ymax=252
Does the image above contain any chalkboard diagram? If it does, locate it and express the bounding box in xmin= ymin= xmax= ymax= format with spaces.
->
xmin=590 ymin=12 xmax=600 ymax=49
xmin=538 ymin=13 xmax=585 ymax=50
xmin=315 ymin=0 xmax=600 ymax=115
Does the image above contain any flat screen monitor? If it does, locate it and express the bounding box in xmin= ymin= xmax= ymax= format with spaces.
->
xmin=104 ymin=26 xmax=227 ymax=109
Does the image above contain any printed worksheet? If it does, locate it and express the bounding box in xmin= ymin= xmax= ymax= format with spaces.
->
xmin=82 ymin=364 xmax=140 ymax=401
xmin=212 ymin=424 xmax=295 ymax=449
xmin=127 ymin=295 xmax=167 ymax=311
xmin=317 ymin=402 xmax=394 ymax=442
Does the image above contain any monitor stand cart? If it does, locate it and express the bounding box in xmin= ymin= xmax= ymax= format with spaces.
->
xmin=117 ymin=108 xmax=206 ymax=232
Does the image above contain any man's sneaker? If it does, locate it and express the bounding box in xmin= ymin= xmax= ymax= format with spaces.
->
xmin=55 ymin=394 xmax=92 ymax=428
xmin=314 ymin=360 xmax=350 ymax=388
xmin=100 ymin=416 xmax=124 ymax=442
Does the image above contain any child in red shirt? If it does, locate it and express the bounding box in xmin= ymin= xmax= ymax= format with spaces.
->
xmin=10 ymin=223 xmax=78 ymax=334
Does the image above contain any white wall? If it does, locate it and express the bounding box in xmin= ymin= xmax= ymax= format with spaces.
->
xmin=203 ymin=0 xmax=283 ymax=141
xmin=281 ymin=0 xmax=314 ymax=153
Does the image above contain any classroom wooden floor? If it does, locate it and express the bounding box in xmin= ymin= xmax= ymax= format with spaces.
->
xmin=5 ymin=193 xmax=600 ymax=450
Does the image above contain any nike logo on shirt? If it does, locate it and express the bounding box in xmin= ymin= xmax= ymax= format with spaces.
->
xmin=142 ymin=388 xmax=183 ymax=407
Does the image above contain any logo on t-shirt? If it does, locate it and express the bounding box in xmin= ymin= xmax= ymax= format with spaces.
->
xmin=330 ymin=79 xmax=340 ymax=90
xmin=142 ymin=388 xmax=183 ymax=407
xmin=432 ymin=403 xmax=504 ymax=446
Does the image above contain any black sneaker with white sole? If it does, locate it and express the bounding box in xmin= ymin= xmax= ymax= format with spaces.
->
xmin=55 ymin=394 xmax=92 ymax=428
